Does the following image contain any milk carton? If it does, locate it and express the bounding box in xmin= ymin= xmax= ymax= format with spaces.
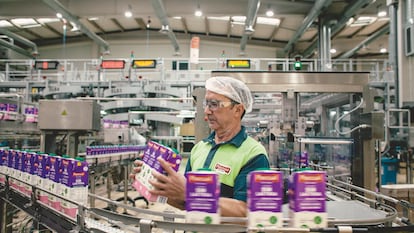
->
xmin=185 ymin=170 xmax=220 ymax=224
xmin=60 ymin=156 xmax=89 ymax=218
xmin=36 ymin=153 xmax=50 ymax=204
xmin=288 ymin=170 xmax=327 ymax=228
xmin=9 ymin=149 xmax=19 ymax=190
xmin=22 ymin=151 xmax=37 ymax=196
xmin=247 ymin=170 xmax=283 ymax=229
xmin=47 ymin=154 xmax=62 ymax=211
xmin=16 ymin=150 xmax=27 ymax=193
xmin=0 ymin=148 xmax=6 ymax=185
xmin=133 ymin=141 xmax=182 ymax=203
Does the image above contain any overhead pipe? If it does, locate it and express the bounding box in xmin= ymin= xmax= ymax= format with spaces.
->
xmin=283 ymin=0 xmax=333 ymax=54
xmin=240 ymin=0 xmax=260 ymax=53
xmin=0 ymin=28 xmax=38 ymax=56
xmin=0 ymin=37 xmax=34 ymax=58
xmin=151 ymin=0 xmax=180 ymax=54
xmin=303 ymin=0 xmax=373 ymax=57
xmin=42 ymin=0 xmax=110 ymax=53
xmin=337 ymin=25 xmax=389 ymax=59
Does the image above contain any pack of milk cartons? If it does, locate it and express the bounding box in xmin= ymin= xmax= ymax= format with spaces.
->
xmin=247 ymin=170 xmax=284 ymax=229
xmin=59 ymin=156 xmax=89 ymax=218
xmin=133 ymin=141 xmax=182 ymax=203
xmin=185 ymin=169 xmax=220 ymax=224
xmin=288 ymin=170 xmax=327 ymax=228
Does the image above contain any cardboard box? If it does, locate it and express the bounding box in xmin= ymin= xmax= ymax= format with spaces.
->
xmin=180 ymin=123 xmax=195 ymax=136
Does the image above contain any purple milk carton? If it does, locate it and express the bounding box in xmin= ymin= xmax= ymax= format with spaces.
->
xmin=22 ymin=151 xmax=37 ymax=196
xmin=247 ymin=170 xmax=283 ymax=229
xmin=9 ymin=149 xmax=20 ymax=190
xmin=185 ymin=170 xmax=220 ymax=224
xmin=36 ymin=153 xmax=50 ymax=204
xmin=59 ymin=156 xmax=89 ymax=218
xmin=288 ymin=170 xmax=327 ymax=228
xmin=133 ymin=141 xmax=182 ymax=203
xmin=0 ymin=148 xmax=6 ymax=185
xmin=47 ymin=154 xmax=62 ymax=211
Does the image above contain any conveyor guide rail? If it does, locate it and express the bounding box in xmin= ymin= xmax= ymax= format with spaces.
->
xmin=2 ymin=174 xmax=414 ymax=232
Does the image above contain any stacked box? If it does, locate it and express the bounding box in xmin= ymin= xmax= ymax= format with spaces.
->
xmin=247 ymin=170 xmax=283 ymax=229
xmin=60 ymin=157 xmax=89 ymax=218
xmin=185 ymin=170 xmax=220 ymax=224
xmin=289 ymin=170 xmax=327 ymax=228
xmin=133 ymin=141 xmax=182 ymax=203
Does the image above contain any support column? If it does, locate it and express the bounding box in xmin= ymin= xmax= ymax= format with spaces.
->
xmin=318 ymin=18 xmax=333 ymax=71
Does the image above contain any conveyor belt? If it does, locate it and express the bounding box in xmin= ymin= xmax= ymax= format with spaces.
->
xmin=1 ymin=173 xmax=413 ymax=233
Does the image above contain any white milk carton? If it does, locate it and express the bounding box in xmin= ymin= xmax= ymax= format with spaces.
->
xmin=247 ymin=170 xmax=284 ymax=229
xmin=185 ymin=170 xmax=220 ymax=224
xmin=288 ymin=170 xmax=327 ymax=228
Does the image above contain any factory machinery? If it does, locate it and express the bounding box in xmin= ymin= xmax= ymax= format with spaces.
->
xmin=1 ymin=57 xmax=414 ymax=232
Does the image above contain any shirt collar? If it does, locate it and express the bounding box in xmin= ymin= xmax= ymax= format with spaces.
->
xmin=203 ymin=125 xmax=248 ymax=147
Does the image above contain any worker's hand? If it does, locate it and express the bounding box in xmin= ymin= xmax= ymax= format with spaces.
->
xmin=129 ymin=159 xmax=144 ymax=180
xmin=148 ymin=157 xmax=186 ymax=208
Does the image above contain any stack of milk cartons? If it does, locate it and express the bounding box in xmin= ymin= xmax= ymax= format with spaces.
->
xmin=46 ymin=154 xmax=62 ymax=211
xmin=247 ymin=169 xmax=284 ymax=230
xmin=185 ymin=169 xmax=220 ymax=224
xmin=59 ymin=156 xmax=89 ymax=218
xmin=288 ymin=170 xmax=327 ymax=228
xmin=133 ymin=141 xmax=182 ymax=203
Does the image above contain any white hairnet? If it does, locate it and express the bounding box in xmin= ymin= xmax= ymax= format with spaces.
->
xmin=205 ymin=76 xmax=253 ymax=113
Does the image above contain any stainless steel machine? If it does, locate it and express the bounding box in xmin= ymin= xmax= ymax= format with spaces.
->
xmin=37 ymin=99 xmax=101 ymax=157
xmin=205 ymin=71 xmax=383 ymax=192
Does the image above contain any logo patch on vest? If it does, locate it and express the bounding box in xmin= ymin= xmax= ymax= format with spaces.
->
xmin=214 ymin=163 xmax=231 ymax=175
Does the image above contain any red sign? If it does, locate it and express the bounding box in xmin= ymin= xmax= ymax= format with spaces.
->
xmin=101 ymin=60 xmax=125 ymax=69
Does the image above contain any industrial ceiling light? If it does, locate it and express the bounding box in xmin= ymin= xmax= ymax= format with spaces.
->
xmin=266 ymin=5 xmax=274 ymax=17
xmin=377 ymin=5 xmax=387 ymax=17
xmin=160 ymin=25 xmax=170 ymax=33
xmin=194 ymin=0 xmax=202 ymax=17
xmin=124 ymin=5 xmax=132 ymax=18
xmin=146 ymin=16 xmax=151 ymax=28
xmin=195 ymin=8 xmax=203 ymax=17
xmin=245 ymin=25 xmax=255 ymax=34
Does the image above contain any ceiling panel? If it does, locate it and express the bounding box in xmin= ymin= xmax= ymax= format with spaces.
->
xmin=0 ymin=0 xmax=391 ymax=59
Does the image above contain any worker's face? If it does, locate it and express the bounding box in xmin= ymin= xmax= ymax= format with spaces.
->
xmin=203 ymin=90 xmax=243 ymax=131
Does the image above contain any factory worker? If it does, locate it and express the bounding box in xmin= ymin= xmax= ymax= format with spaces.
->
xmin=131 ymin=76 xmax=270 ymax=217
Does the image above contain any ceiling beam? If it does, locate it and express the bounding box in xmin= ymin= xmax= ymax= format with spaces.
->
xmin=0 ymin=28 xmax=38 ymax=55
xmin=151 ymin=0 xmax=180 ymax=54
xmin=240 ymin=0 xmax=260 ymax=53
xmin=0 ymin=37 xmax=35 ymax=58
xmin=111 ymin=18 xmax=125 ymax=32
xmin=283 ymin=0 xmax=333 ymax=54
xmin=42 ymin=0 xmax=110 ymax=53
xmin=336 ymin=24 xmax=389 ymax=59
xmin=303 ymin=0 xmax=373 ymax=57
